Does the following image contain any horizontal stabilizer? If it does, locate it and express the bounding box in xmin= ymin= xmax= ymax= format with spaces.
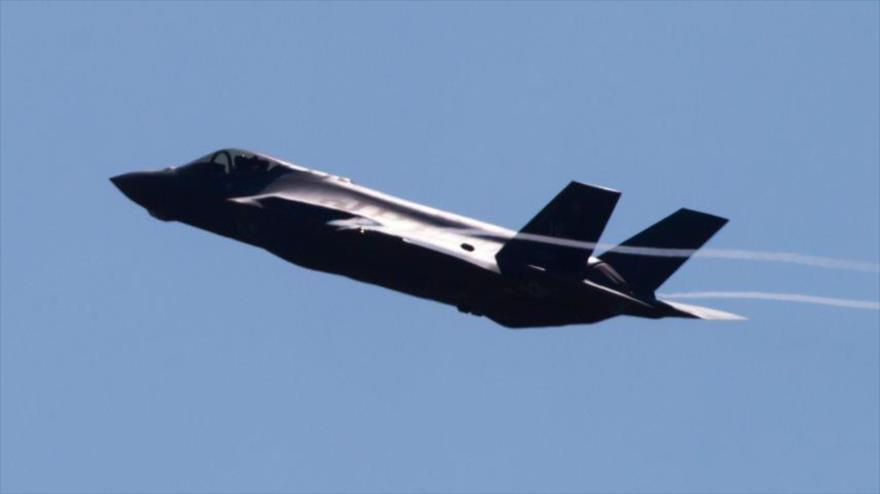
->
xmin=662 ymin=300 xmax=746 ymax=321
xmin=599 ymin=208 xmax=727 ymax=293
xmin=496 ymin=181 xmax=620 ymax=277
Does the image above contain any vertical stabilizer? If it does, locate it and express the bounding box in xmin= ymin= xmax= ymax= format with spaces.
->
xmin=598 ymin=208 xmax=727 ymax=293
xmin=496 ymin=181 xmax=620 ymax=277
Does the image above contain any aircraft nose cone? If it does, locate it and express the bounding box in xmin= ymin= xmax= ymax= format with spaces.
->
xmin=110 ymin=171 xmax=176 ymax=220
xmin=111 ymin=172 xmax=152 ymax=205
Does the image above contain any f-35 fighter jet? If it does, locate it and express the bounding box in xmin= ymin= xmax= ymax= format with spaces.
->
xmin=112 ymin=149 xmax=742 ymax=328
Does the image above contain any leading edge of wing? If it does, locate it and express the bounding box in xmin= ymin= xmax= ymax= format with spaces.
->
xmin=232 ymin=193 xmax=501 ymax=272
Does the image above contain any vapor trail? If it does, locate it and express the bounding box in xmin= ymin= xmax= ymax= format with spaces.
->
xmin=659 ymin=291 xmax=880 ymax=310
xmin=691 ymin=249 xmax=880 ymax=273
xmin=449 ymin=229 xmax=880 ymax=274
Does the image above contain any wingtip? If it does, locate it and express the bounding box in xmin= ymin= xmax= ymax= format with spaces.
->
xmin=662 ymin=300 xmax=747 ymax=321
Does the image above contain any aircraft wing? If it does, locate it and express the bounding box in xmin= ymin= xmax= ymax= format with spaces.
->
xmin=231 ymin=193 xmax=501 ymax=272
xmin=327 ymin=217 xmax=501 ymax=272
xmin=228 ymin=193 xmax=360 ymax=225
xmin=661 ymin=300 xmax=746 ymax=321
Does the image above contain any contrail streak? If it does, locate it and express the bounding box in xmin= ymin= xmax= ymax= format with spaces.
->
xmin=447 ymin=229 xmax=880 ymax=274
xmin=691 ymin=249 xmax=880 ymax=273
xmin=659 ymin=291 xmax=880 ymax=310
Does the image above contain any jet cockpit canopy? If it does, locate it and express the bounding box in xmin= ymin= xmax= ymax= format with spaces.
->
xmin=183 ymin=148 xmax=291 ymax=174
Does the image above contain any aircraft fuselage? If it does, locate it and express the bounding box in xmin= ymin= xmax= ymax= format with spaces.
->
xmin=111 ymin=149 xmax=739 ymax=328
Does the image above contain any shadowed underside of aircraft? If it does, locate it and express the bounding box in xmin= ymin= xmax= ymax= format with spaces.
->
xmin=111 ymin=149 xmax=743 ymax=328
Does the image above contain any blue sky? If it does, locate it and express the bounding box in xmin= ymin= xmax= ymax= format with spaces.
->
xmin=1 ymin=2 xmax=878 ymax=492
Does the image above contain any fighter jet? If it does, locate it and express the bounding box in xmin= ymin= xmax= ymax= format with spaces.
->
xmin=111 ymin=148 xmax=742 ymax=328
